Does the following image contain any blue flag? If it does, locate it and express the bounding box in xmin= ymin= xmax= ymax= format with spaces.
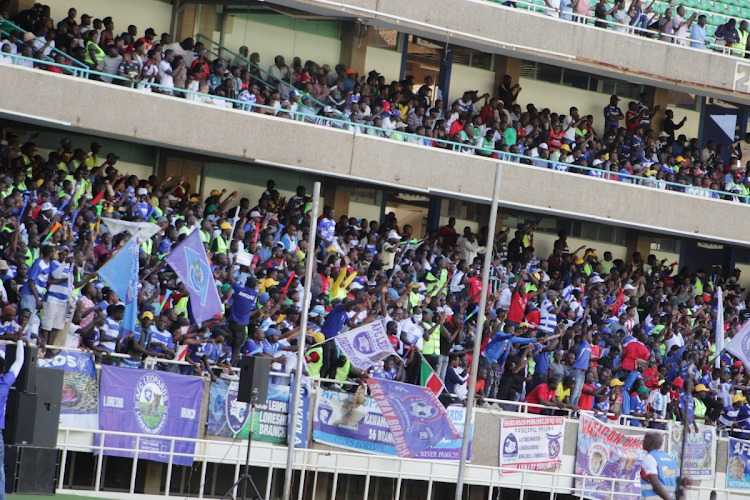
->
xmin=164 ymin=230 xmax=222 ymax=323
xmin=365 ymin=378 xmax=461 ymax=458
xmin=726 ymin=319 xmax=750 ymax=371
xmin=98 ymin=238 xmax=139 ymax=338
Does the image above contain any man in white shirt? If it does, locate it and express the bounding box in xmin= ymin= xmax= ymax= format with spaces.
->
xmin=0 ymin=31 xmax=20 ymax=55
xmin=158 ymin=49 xmax=175 ymax=94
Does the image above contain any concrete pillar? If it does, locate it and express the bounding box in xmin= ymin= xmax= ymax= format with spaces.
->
xmin=426 ymin=197 xmax=442 ymax=232
xmin=625 ymin=233 xmax=652 ymax=262
xmin=197 ymin=4 xmax=217 ymax=50
xmin=322 ymin=185 xmax=351 ymax=219
xmin=643 ymin=86 xmax=670 ymax=134
xmin=143 ymin=461 xmax=163 ymax=494
xmin=493 ymin=55 xmax=522 ymax=100
xmin=7 ymin=0 xmax=34 ymax=17
xmin=437 ymin=48 xmax=453 ymax=109
xmin=174 ymin=3 xmax=198 ymax=43
xmin=339 ymin=21 xmax=368 ymax=77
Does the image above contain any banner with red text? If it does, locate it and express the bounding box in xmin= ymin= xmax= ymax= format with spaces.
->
xmin=574 ymin=415 xmax=646 ymax=500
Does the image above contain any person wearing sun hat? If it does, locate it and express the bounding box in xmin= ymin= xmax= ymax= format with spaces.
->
xmin=719 ymin=393 xmax=747 ymax=430
xmin=211 ymin=221 xmax=233 ymax=254
xmin=693 ymin=383 xmax=723 ymax=424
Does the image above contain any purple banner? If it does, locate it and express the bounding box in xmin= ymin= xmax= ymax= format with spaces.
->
xmin=99 ymin=366 xmax=204 ymax=466
xmin=164 ymin=230 xmax=222 ymax=323
xmin=365 ymin=379 xmax=461 ymax=458
xmin=574 ymin=415 xmax=645 ymax=500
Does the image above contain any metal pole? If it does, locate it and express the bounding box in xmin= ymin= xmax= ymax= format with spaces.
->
xmin=454 ymin=164 xmax=502 ymax=500
xmin=282 ymin=182 xmax=321 ymax=500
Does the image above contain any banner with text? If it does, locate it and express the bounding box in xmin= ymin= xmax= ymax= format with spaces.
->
xmin=207 ymin=380 xmax=309 ymax=447
xmin=727 ymin=438 xmax=750 ymax=489
xmin=99 ymin=366 xmax=204 ymax=466
xmin=667 ymin=422 xmax=716 ymax=480
xmin=313 ymin=388 xmax=473 ymax=460
xmin=38 ymin=351 xmax=99 ymax=430
xmin=499 ymin=417 xmax=565 ymax=473
xmin=574 ymin=415 xmax=646 ymax=500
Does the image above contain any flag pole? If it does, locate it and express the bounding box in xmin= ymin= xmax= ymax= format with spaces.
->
xmin=455 ymin=163 xmax=502 ymax=500
xmin=282 ymin=182 xmax=320 ymax=500
xmin=716 ymin=287 xmax=723 ymax=369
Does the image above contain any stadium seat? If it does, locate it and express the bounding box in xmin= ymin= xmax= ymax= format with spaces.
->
xmin=705 ymin=24 xmax=717 ymax=36
xmin=726 ymin=4 xmax=741 ymax=17
xmin=699 ymin=0 xmax=714 ymax=12
xmin=684 ymin=0 xmax=700 ymax=7
xmin=711 ymin=13 xmax=727 ymax=24
xmin=741 ymin=6 xmax=750 ymax=18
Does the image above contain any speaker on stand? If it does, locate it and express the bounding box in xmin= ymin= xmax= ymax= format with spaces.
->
xmin=223 ymin=356 xmax=271 ymax=500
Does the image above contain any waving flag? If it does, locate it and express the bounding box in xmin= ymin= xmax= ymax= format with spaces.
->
xmin=334 ymin=321 xmax=396 ymax=371
xmin=164 ymin=230 xmax=222 ymax=323
xmin=365 ymin=378 xmax=460 ymax=458
xmin=97 ymin=237 xmax=139 ymax=338
xmin=419 ymin=355 xmax=445 ymax=397
xmin=725 ymin=319 xmax=750 ymax=370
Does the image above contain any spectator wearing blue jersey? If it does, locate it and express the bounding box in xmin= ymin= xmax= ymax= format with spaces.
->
xmin=19 ymin=245 xmax=54 ymax=321
xmin=226 ymin=273 xmax=260 ymax=363
xmin=603 ymin=95 xmax=624 ymax=130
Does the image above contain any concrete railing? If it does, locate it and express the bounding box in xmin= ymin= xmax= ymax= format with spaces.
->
xmin=273 ymin=0 xmax=750 ymax=103
xmin=2 ymin=64 xmax=750 ymax=245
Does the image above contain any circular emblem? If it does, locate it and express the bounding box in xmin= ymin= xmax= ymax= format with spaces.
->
xmin=135 ymin=373 xmax=169 ymax=435
xmin=503 ymin=433 xmax=519 ymax=457
xmin=352 ymin=332 xmax=374 ymax=355
xmin=409 ymin=400 xmax=436 ymax=420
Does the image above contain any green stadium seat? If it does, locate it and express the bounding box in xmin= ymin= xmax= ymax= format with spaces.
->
xmin=722 ymin=0 xmax=737 ymax=6
xmin=741 ymin=6 xmax=750 ymax=18
xmin=711 ymin=13 xmax=727 ymax=24
xmin=699 ymin=0 xmax=714 ymax=12
xmin=710 ymin=2 xmax=727 ymax=14
xmin=705 ymin=24 xmax=717 ymax=36
xmin=652 ymin=2 xmax=667 ymax=14
xmin=726 ymin=4 xmax=741 ymax=17
xmin=684 ymin=0 xmax=700 ymax=7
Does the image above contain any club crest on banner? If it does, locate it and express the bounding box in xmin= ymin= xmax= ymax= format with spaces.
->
xmin=547 ymin=432 xmax=562 ymax=459
xmin=503 ymin=433 xmax=519 ymax=457
xmin=353 ymin=332 xmax=375 ymax=355
xmin=225 ymin=381 xmax=249 ymax=436
xmin=135 ymin=373 xmax=169 ymax=435
xmin=186 ymin=247 xmax=211 ymax=306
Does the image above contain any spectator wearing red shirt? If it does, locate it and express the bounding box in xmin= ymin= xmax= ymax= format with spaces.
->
xmin=439 ymin=217 xmax=458 ymax=247
xmin=524 ymin=377 xmax=561 ymax=414
xmin=506 ymin=272 xmax=545 ymax=327
xmin=621 ymin=333 xmax=650 ymax=371
xmin=136 ymin=28 xmax=157 ymax=52
xmin=578 ymin=368 xmax=602 ymax=411
xmin=625 ymin=101 xmax=645 ymax=134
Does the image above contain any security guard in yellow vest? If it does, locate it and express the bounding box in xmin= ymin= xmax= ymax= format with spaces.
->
xmin=306 ymin=346 xmax=324 ymax=378
xmin=425 ymin=258 xmax=449 ymax=297
xmin=335 ymin=355 xmax=351 ymax=387
xmin=421 ymin=310 xmax=443 ymax=369
xmin=212 ymin=222 xmax=232 ymax=254
xmin=84 ymin=33 xmax=105 ymax=69
xmin=141 ymin=237 xmax=154 ymax=257
xmin=735 ymin=21 xmax=750 ymax=56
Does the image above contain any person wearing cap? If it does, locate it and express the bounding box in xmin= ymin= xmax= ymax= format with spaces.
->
xmin=381 ymin=230 xmax=401 ymax=272
xmin=693 ymin=383 xmax=723 ymax=424
xmin=629 ymin=385 xmax=652 ymax=427
xmin=640 ymin=431 xmax=679 ymax=500
xmin=211 ymin=222 xmax=233 ymax=255
xmin=603 ymin=95 xmax=624 ymax=130
xmin=720 ymin=393 xmax=748 ymax=432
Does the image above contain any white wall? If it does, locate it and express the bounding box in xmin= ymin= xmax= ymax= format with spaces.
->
xmin=448 ymin=65 xmax=495 ymax=108
xmin=45 ymin=0 xmax=172 ymax=36
xmin=349 ymin=201 xmax=382 ymax=224
xmin=518 ymin=77 xmax=701 ymax=139
xmin=365 ymin=47 xmax=402 ymax=83
xmin=221 ymin=17 xmax=340 ymax=72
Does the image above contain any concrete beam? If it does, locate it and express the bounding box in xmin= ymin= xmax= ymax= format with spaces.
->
xmin=1 ymin=65 xmax=749 ymax=246
xmin=268 ymin=0 xmax=750 ymax=107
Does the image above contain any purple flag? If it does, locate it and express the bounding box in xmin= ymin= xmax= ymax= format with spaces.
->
xmin=98 ymin=366 xmax=204 ymax=465
xmin=164 ymin=230 xmax=222 ymax=323
xmin=365 ymin=379 xmax=461 ymax=458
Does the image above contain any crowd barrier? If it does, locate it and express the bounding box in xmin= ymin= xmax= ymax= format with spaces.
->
xmin=27 ymin=346 xmax=750 ymax=500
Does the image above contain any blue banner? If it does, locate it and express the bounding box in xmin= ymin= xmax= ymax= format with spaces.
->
xmin=728 ymin=438 xmax=750 ymax=489
xmin=164 ymin=230 xmax=222 ymax=323
xmin=38 ymin=351 xmax=99 ymax=430
xmin=98 ymin=366 xmax=204 ymax=466
xmin=97 ymin=238 xmax=139 ymax=337
xmin=313 ymin=389 xmax=472 ymax=460
xmin=207 ymin=380 xmax=309 ymax=448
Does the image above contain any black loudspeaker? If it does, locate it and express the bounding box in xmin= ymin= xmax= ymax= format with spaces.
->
xmin=4 ymin=445 xmax=60 ymax=494
xmin=238 ymin=356 xmax=271 ymax=405
xmin=5 ymin=345 xmax=38 ymax=392
xmin=33 ymin=368 xmax=63 ymax=448
xmin=4 ymin=392 xmax=37 ymax=445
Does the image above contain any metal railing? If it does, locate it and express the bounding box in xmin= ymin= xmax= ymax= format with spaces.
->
xmin=4 ymin=53 xmax=747 ymax=204
xmin=0 ymin=18 xmax=89 ymax=68
xmin=195 ymin=33 xmax=348 ymax=120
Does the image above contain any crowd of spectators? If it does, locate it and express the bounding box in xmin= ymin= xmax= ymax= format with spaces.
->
xmin=0 ymin=130 xmax=750 ymax=435
xmin=4 ymin=4 xmax=750 ymax=203
xmin=3 ymin=3 xmax=750 ymax=436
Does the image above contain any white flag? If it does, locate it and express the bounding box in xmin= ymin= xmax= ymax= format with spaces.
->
xmin=334 ymin=320 xmax=397 ymax=371
xmin=102 ymin=217 xmax=162 ymax=242
xmin=725 ymin=319 xmax=750 ymax=371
